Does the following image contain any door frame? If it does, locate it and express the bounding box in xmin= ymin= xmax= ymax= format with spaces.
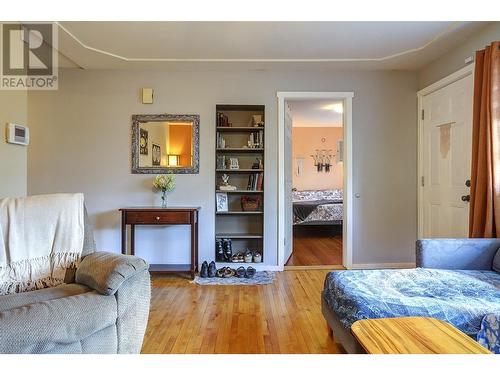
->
xmin=277 ymin=91 xmax=354 ymax=270
xmin=417 ymin=64 xmax=475 ymax=239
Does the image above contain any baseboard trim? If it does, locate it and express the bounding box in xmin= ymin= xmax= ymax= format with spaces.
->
xmin=351 ymin=262 xmax=415 ymax=270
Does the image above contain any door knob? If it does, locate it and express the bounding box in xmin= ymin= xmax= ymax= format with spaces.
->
xmin=156 ymin=216 xmax=160 ymax=220
xmin=461 ymin=195 xmax=470 ymax=202
xmin=465 ymin=179 xmax=471 ymax=187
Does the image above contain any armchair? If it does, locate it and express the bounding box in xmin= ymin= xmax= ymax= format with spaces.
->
xmin=0 ymin=207 xmax=151 ymax=354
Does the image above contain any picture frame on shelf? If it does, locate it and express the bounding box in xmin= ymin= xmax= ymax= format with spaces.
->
xmin=216 ymin=192 xmax=228 ymax=212
xmin=229 ymin=157 xmax=239 ymax=170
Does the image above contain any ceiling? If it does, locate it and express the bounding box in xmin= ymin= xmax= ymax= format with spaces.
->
xmin=55 ymin=21 xmax=491 ymax=70
xmin=288 ymin=99 xmax=343 ymax=127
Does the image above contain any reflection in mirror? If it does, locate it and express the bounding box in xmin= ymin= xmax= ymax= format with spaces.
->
xmin=132 ymin=114 xmax=199 ymax=174
xmin=138 ymin=121 xmax=193 ymax=168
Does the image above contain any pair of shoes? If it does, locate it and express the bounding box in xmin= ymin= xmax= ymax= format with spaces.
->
xmin=231 ymin=252 xmax=244 ymax=262
xmin=216 ymin=266 xmax=235 ymax=278
xmin=215 ymin=239 xmax=225 ymax=262
xmin=236 ymin=266 xmax=256 ymax=278
xmin=241 ymin=249 xmax=262 ymax=263
xmin=223 ymin=239 xmax=232 ymax=262
xmin=244 ymin=249 xmax=253 ymax=263
xmin=200 ymin=261 xmax=217 ymax=278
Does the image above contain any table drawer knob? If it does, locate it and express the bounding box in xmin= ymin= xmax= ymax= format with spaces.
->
xmin=156 ymin=216 xmax=160 ymax=220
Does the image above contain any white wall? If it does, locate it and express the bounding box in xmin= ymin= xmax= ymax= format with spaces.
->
xmin=0 ymin=90 xmax=28 ymax=198
xmin=418 ymin=22 xmax=500 ymax=89
xmin=28 ymin=68 xmax=418 ymax=267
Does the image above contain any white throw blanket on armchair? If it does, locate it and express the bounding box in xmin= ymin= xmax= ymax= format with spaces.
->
xmin=0 ymin=193 xmax=84 ymax=295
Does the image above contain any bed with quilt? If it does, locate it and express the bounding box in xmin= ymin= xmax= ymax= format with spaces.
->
xmin=321 ymin=239 xmax=500 ymax=354
xmin=292 ymin=189 xmax=343 ymax=225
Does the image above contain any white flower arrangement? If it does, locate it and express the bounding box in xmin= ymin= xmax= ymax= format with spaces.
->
xmin=153 ymin=174 xmax=175 ymax=192
xmin=153 ymin=174 xmax=175 ymax=207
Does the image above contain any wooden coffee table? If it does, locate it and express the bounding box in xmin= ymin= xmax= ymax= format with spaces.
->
xmin=351 ymin=317 xmax=491 ymax=354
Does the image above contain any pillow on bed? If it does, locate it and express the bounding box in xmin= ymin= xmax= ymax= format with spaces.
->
xmin=292 ymin=189 xmax=343 ymax=202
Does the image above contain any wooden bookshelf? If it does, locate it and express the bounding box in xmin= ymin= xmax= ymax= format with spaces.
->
xmin=215 ymin=104 xmax=265 ymax=263
xmin=216 ymin=169 xmax=264 ymax=173
xmin=216 ymin=148 xmax=264 ymax=152
xmin=217 ymin=126 xmax=264 ymax=132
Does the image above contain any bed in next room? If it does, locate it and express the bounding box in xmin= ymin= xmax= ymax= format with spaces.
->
xmin=292 ymin=189 xmax=343 ymax=226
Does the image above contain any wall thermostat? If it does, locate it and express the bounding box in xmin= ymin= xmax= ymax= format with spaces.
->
xmin=6 ymin=123 xmax=29 ymax=146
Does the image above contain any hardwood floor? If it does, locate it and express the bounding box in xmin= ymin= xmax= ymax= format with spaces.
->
xmin=286 ymin=226 xmax=343 ymax=266
xmin=141 ymin=270 xmax=344 ymax=354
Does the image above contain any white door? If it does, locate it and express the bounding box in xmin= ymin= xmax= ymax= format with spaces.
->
xmin=422 ymin=74 xmax=473 ymax=238
xmin=283 ymin=103 xmax=293 ymax=263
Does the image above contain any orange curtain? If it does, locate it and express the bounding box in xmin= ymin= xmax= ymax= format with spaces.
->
xmin=469 ymin=41 xmax=500 ymax=238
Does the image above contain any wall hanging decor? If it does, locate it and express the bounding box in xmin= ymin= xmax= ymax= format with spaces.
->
xmin=311 ymin=149 xmax=333 ymax=172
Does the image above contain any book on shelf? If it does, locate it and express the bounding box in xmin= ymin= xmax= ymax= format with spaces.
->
xmin=216 ymin=133 xmax=226 ymax=148
xmin=217 ymin=112 xmax=230 ymax=127
xmin=257 ymin=173 xmax=264 ymax=191
xmin=246 ymin=172 xmax=263 ymax=191
xmin=216 ymin=155 xmax=226 ymax=169
xmin=248 ymin=130 xmax=264 ymax=148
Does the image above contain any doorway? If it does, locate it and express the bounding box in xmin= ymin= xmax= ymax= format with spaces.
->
xmin=417 ymin=65 xmax=474 ymax=238
xmin=277 ymin=92 xmax=354 ymax=270
xmin=286 ymin=99 xmax=344 ymax=266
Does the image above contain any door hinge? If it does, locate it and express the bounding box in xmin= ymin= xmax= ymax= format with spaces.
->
xmin=421 ymin=176 xmax=425 ymax=187
xmin=421 ymin=109 xmax=425 ymax=120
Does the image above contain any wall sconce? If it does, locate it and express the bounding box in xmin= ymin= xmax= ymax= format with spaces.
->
xmin=168 ymin=154 xmax=180 ymax=167
xmin=311 ymin=149 xmax=333 ymax=173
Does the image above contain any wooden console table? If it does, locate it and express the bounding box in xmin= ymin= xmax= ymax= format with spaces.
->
xmin=351 ymin=317 xmax=491 ymax=354
xmin=119 ymin=207 xmax=200 ymax=279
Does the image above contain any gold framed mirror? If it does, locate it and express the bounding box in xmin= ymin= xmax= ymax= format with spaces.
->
xmin=131 ymin=114 xmax=199 ymax=174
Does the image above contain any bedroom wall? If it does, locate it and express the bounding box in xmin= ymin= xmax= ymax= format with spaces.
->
xmin=0 ymin=90 xmax=28 ymax=198
xmin=292 ymin=127 xmax=343 ymax=191
xmin=418 ymin=22 xmax=500 ymax=89
xmin=27 ymin=68 xmax=417 ymax=267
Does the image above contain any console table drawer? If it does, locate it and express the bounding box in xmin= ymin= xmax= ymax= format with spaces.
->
xmin=125 ymin=211 xmax=191 ymax=225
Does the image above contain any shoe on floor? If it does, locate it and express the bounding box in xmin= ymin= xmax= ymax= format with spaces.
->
xmin=208 ymin=261 xmax=217 ymax=277
xmin=200 ymin=261 xmax=209 ymax=278
xmin=216 ymin=267 xmax=226 ymax=278
xmin=245 ymin=266 xmax=256 ymax=278
xmin=236 ymin=266 xmax=246 ymax=278
xmin=223 ymin=267 xmax=236 ymax=278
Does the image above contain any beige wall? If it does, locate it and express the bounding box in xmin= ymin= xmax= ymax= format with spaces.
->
xmin=0 ymin=90 xmax=27 ymax=198
xmin=418 ymin=22 xmax=500 ymax=89
xmin=292 ymin=127 xmax=343 ymax=191
xmin=28 ymin=68 xmax=418 ymax=266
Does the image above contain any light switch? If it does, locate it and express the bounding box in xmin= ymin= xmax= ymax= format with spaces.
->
xmin=142 ymin=88 xmax=153 ymax=104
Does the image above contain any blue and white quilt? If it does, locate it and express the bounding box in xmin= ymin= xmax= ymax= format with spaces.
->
xmin=323 ymin=268 xmax=500 ymax=341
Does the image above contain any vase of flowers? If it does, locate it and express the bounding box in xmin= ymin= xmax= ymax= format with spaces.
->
xmin=153 ymin=174 xmax=175 ymax=208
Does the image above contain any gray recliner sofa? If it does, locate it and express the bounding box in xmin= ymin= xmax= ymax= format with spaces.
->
xmin=0 ymin=209 xmax=151 ymax=354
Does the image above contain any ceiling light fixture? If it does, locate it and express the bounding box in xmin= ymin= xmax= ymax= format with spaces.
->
xmin=323 ymin=103 xmax=344 ymax=114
